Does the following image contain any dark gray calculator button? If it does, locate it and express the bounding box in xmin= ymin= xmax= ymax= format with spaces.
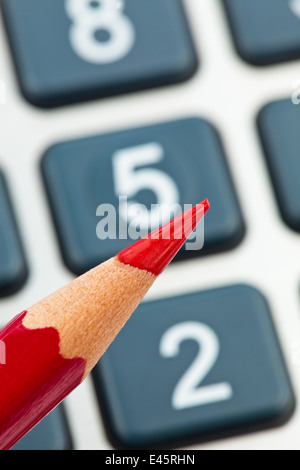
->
xmin=1 ymin=0 xmax=197 ymax=107
xmin=224 ymin=0 xmax=300 ymax=65
xmin=257 ymin=99 xmax=300 ymax=232
xmin=92 ymin=285 xmax=295 ymax=449
xmin=0 ymin=173 xmax=27 ymax=297
xmin=41 ymin=118 xmax=245 ymax=275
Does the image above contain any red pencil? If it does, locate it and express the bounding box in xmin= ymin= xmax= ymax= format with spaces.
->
xmin=0 ymin=200 xmax=209 ymax=450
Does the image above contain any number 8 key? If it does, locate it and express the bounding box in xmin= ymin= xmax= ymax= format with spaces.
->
xmin=2 ymin=0 xmax=198 ymax=107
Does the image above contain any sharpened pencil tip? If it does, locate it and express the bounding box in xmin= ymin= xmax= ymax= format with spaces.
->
xmin=202 ymin=198 xmax=210 ymax=214
xmin=117 ymin=199 xmax=210 ymax=276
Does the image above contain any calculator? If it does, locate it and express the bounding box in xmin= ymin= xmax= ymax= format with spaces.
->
xmin=0 ymin=0 xmax=300 ymax=450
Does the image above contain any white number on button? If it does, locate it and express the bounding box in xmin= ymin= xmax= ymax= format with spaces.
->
xmin=112 ymin=143 xmax=180 ymax=230
xmin=65 ymin=0 xmax=135 ymax=63
xmin=160 ymin=322 xmax=233 ymax=410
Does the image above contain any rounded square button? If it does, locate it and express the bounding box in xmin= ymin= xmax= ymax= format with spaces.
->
xmin=257 ymin=99 xmax=300 ymax=232
xmin=2 ymin=0 xmax=198 ymax=107
xmin=224 ymin=0 xmax=300 ymax=65
xmin=93 ymin=285 xmax=295 ymax=448
xmin=0 ymin=173 xmax=27 ymax=297
xmin=41 ymin=118 xmax=245 ymax=275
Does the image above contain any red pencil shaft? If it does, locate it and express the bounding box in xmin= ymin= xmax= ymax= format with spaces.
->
xmin=0 ymin=312 xmax=85 ymax=450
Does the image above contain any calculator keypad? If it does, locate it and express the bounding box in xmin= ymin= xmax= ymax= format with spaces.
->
xmin=0 ymin=0 xmax=297 ymax=452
